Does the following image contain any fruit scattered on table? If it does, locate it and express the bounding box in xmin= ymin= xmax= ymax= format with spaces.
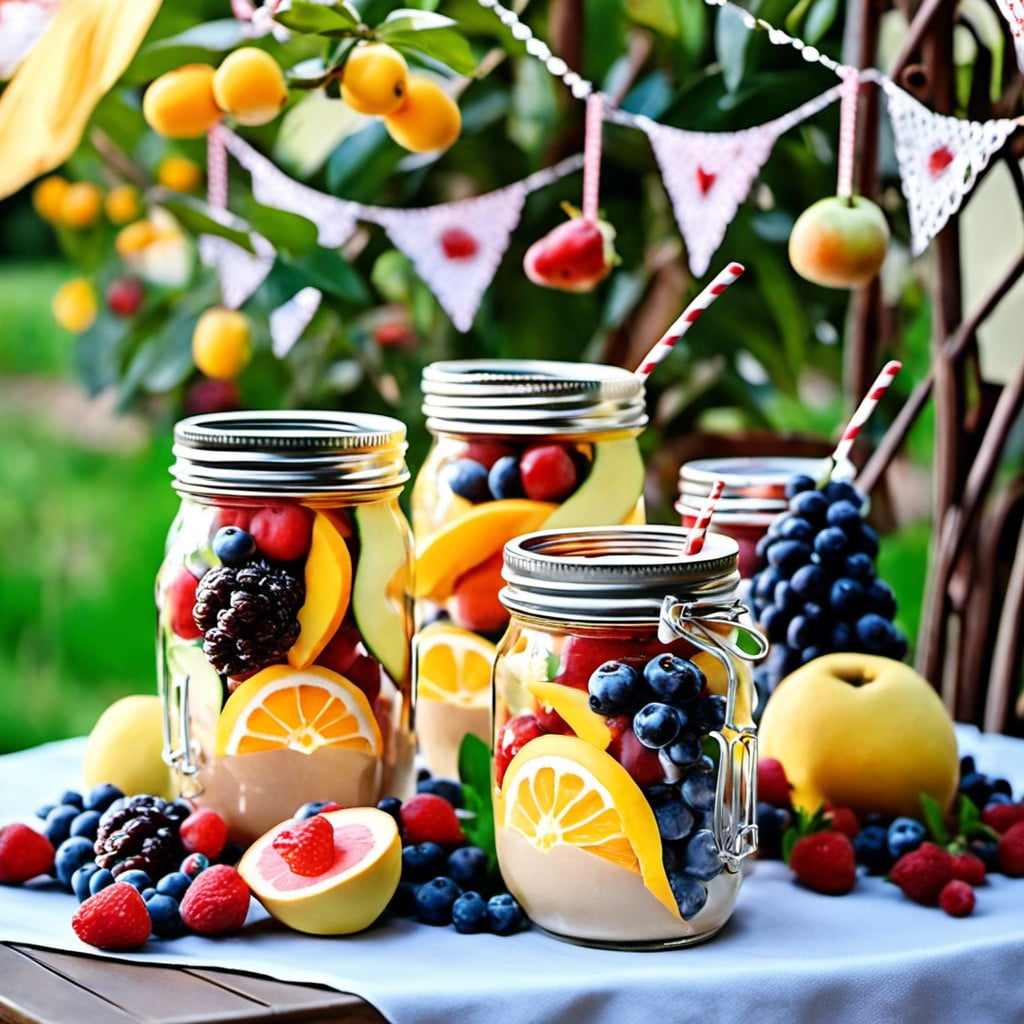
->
xmin=889 ymin=842 xmax=954 ymax=905
xmin=72 ymin=883 xmax=152 ymax=951
xmin=0 ymin=824 xmax=55 ymax=884
xmin=180 ymin=807 xmax=229 ymax=859
xmin=938 ymin=879 xmax=975 ymax=917
xmin=997 ymin=821 xmax=1024 ymax=876
xmin=400 ymin=794 xmax=465 ymax=848
xmin=789 ymin=830 xmax=857 ymax=896
xmin=180 ymin=864 xmax=251 ymax=934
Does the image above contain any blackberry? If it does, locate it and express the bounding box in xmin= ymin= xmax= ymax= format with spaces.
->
xmin=193 ymin=559 xmax=304 ymax=677
xmin=94 ymin=795 xmax=183 ymax=879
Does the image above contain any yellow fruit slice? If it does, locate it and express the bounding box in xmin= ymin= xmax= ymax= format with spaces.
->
xmin=526 ymin=680 xmax=612 ymax=750
xmin=496 ymin=734 xmax=679 ymax=920
xmin=413 ymin=498 xmax=555 ymax=602
xmin=416 ymin=623 xmax=495 ymax=708
xmin=289 ymin=512 xmax=353 ymax=669
xmin=215 ymin=665 xmax=381 ymax=757
xmin=694 ymin=650 xmax=754 ymax=728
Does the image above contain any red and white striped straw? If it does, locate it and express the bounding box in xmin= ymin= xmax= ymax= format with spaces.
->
xmin=684 ymin=479 xmax=725 ymax=556
xmin=831 ymin=360 xmax=902 ymax=467
xmin=634 ymin=262 xmax=745 ymax=380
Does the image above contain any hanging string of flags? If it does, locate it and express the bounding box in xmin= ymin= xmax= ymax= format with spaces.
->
xmin=202 ymin=0 xmax=1023 ymax=337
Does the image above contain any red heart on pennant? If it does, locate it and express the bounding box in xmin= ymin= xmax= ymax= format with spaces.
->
xmin=927 ymin=146 xmax=954 ymax=177
xmin=272 ymin=814 xmax=336 ymax=876
xmin=440 ymin=227 xmax=478 ymax=260
xmin=696 ymin=167 xmax=717 ymax=195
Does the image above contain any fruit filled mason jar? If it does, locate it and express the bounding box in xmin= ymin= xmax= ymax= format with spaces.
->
xmin=493 ymin=526 xmax=768 ymax=949
xmin=156 ymin=412 xmax=414 ymax=844
xmin=411 ymin=359 xmax=648 ymax=779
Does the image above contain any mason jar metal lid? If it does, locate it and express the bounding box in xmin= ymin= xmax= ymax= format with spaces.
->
xmin=679 ymin=456 xmax=827 ymax=501
xmin=421 ymin=359 xmax=648 ymax=437
xmin=500 ymin=526 xmax=739 ymax=624
xmin=171 ymin=411 xmax=409 ymax=498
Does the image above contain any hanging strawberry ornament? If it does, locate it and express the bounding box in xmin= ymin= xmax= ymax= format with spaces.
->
xmin=524 ymin=93 xmax=618 ymax=292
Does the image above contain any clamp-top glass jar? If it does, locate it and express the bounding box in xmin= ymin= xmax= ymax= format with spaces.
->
xmin=411 ymin=359 xmax=648 ymax=778
xmin=493 ymin=527 xmax=767 ymax=949
xmin=156 ymin=411 xmax=415 ymax=844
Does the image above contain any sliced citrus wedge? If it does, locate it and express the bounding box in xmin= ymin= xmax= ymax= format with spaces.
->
xmin=525 ymin=680 xmax=612 ymax=750
xmin=415 ymin=622 xmax=495 ymax=708
xmin=215 ymin=665 xmax=382 ymax=758
xmin=496 ymin=734 xmax=679 ymax=920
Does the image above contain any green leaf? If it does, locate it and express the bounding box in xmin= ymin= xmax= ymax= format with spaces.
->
xmin=782 ymin=825 xmax=799 ymax=864
xmin=804 ymin=0 xmax=840 ymax=44
xmin=625 ymin=0 xmax=678 ymax=35
xmin=379 ymin=8 xmax=457 ymax=33
xmin=384 ymin=28 xmax=477 ymax=75
xmin=143 ymin=19 xmax=248 ymax=53
xmin=714 ymin=3 xmax=750 ymax=93
xmin=155 ymin=195 xmax=255 ymax=253
xmin=244 ymin=202 xmax=319 ymax=253
xmin=288 ymin=248 xmax=371 ymax=305
xmin=919 ymin=792 xmax=950 ymax=845
xmin=458 ymin=734 xmax=496 ymax=867
xmin=957 ymin=794 xmax=1001 ymax=841
xmin=274 ymin=0 xmax=361 ymax=36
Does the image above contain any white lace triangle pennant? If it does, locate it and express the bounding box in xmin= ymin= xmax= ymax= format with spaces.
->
xmin=369 ymin=184 xmax=527 ymax=332
xmin=884 ymin=82 xmax=1018 ymax=255
xmin=198 ymin=232 xmax=276 ymax=310
xmin=995 ymin=0 xmax=1024 ymax=72
xmin=270 ymin=286 xmax=322 ymax=358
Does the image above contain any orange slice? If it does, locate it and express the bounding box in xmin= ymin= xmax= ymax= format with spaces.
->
xmin=495 ymin=734 xmax=679 ymax=919
xmin=215 ymin=665 xmax=382 ymax=757
xmin=415 ymin=623 xmax=495 ymax=708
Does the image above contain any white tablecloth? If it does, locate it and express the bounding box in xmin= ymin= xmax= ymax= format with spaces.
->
xmin=1 ymin=729 xmax=1023 ymax=1024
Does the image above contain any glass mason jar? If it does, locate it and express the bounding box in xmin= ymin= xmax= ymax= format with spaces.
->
xmin=677 ymin=457 xmax=827 ymax=578
xmin=156 ymin=411 xmax=415 ymax=844
xmin=493 ymin=527 xmax=768 ymax=950
xmin=411 ymin=359 xmax=648 ymax=779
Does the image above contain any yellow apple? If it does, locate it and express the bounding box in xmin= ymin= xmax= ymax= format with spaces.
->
xmin=788 ymin=195 xmax=889 ymax=288
xmin=758 ymin=653 xmax=958 ymax=817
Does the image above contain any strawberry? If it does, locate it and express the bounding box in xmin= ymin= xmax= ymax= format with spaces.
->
xmin=789 ymin=831 xmax=857 ymax=895
xmin=272 ymin=815 xmax=335 ymax=876
xmin=249 ymin=503 xmax=313 ymax=562
xmin=179 ymin=864 xmax=250 ymax=934
xmin=758 ymin=758 xmax=792 ymax=810
xmin=981 ymin=801 xmax=1024 ymax=835
xmin=949 ymin=852 xmax=986 ymax=886
xmin=889 ymin=842 xmax=954 ymax=904
xmin=996 ymin=821 xmax=1024 ymax=877
xmin=179 ymin=808 xmax=228 ymax=859
xmin=72 ymin=883 xmax=151 ymax=950
xmin=166 ymin=566 xmax=203 ymax=640
xmin=400 ymin=793 xmax=465 ymax=847
xmin=826 ymin=806 xmax=860 ymax=839
xmin=523 ymin=213 xmax=618 ymax=293
xmin=938 ymin=879 xmax=975 ymax=917
xmin=495 ymin=713 xmax=545 ymax=786
xmin=0 ymin=823 xmax=55 ymax=884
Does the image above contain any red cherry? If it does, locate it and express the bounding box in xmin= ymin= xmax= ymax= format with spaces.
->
xmin=495 ymin=713 xmax=545 ymax=786
xmin=249 ymin=503 xmax=313 ymax=562
xmin=608 ymin=726 xmax=665 ymax=788
xmin=106 ymin=277 xmax=144 ymax=317
xmin=696 ymin=167 xmax=717 ymax=195
xmin=184 ymin=379 xmax=241 ymax=416
xmin=373 ymin=322 xmax=409 ymax=347
xmin=440 ymin=227 xmax=478 ymax=260
xmin=216 ymin=504 xmax=254 ymax=531
xmin=167 ymin=566 xmax=203 ymax=640
xmin=463 ymin=441 xmax=513 ymax=470
xmin=533 ymin=701 xmax=574 ymax=736
xmin=557 ymin=633 xmax=697 ymax=690
xmin=519 ymin=444 xmax=578 ymax=502
xmin=344 ymin=651 xmax=382 ymax=706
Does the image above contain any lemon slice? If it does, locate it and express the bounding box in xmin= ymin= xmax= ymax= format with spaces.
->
xmin=496 ymin=734 xmax=679 ymax=919
xmin=415 ymin=623 xmax=495 ymax=708
xmin=215 ymin=665 xmax=382 ymax=757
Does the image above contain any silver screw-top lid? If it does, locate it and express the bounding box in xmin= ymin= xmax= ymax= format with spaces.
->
xmin=421 ymin=359 xmax=648 ymax=437
xmin=171 ymin=410 xmax=409 ymax=498
xmin=678 ymin=456 xmax=827 ymax=503
xmin=500 ymin=526 xmax=740 ymax=624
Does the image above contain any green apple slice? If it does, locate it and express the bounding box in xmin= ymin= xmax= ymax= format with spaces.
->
xmin=542 ymin=437 xmax=644 ymax=530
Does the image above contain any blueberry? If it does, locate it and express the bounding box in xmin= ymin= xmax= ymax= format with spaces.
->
xmin=84 ymin=782 xmax=124 ymax=813
xmin=959 ymin=755 xmax=976 ymax=775
xmin=767 ymin=540 xmax=812 ymax=575
xmin=43 ymin=805 xmax=80 ymax=847
xmin=402 ymin=842 xmax=447 ymax=882
xmin=831 ymin=620 xmax=854 ymax=650
xmin=417 ymin=778 xmax=464 ymax=809
xmin=72 ymin=862 xmax=102 ymax=902
xmin=35 ymin=802 xmax=55 ymax=820
xmin=212 ymin=526 xmax=257 ymax=566
xmin=219 ymin=842 xmax=245 ymax=867
xmin=665 ymin=732 xmax=703 ymax=767
xmin=844 ymin=552 xmax=875 ymax=582
xmin=773 ymin=581 xmax=800 ymax=614
xmin=754 ymin=534 xmax=773 ymax=564
xmin=653 ymin=799 xmax=695 ymax=841
xmin=857 ymin=523 xmax=880 ymax=556
xmin=826 ymin=499 xmax=862 ymax=534
xmin=762 ymin=644 xmax=798 ymax=689
xmin=814 ymin=527 xmax=849 ymax=562
xmin=415 ymin=876 xmax=463 ymax=925
xmin=801 ymin=646 xmax=827 ymax=663
xmin=694 ymin=695 xmax=726 ymax=733
xmin=830 ymin=578 xmax=865 ymax=619
xmin=486 ymin=893 xmax=525 ymax=935
xmin=884 ymin=631 xmax=908 ymax=661
xmin=785 ymin=474 xmax=817 ymax=499
xmin=853 ymin=824 xmax=892 ymax=874
xmin=145 ymin=893 xmax=185 ymax=938
xmin=866 ymin=579 xmax=897 ymax=619
xmin=376 ymin=796 xmax=403 ymax=826
xmin=633 ymin=703 xmax=682 ymax=749
xmin=752 ymin=566 xmax=780 ymax=603
xmin=760 ymin=605 xmax=792 ymax=644
xmin=588 ymin=661 xmax=645 ymax=716
xmin=452 ymin=891 xmax=491 ymax=934
xmin=643 ymin=655 xmax=705 ymax=706
xmin=983 ymin=792 xmax=1013 ymax=810
xmin=69 ymin=810 xmax=101 ymax=841
xmin=166 ymin=800 xmax=193 ymax=825
xmin=755 ymin=803 xmax=789 ymax=859
xmin=54 ymin=837 xmax=96 ymax=889
xmin=789 ymin=564 xmax=828 ymax=603
xmin=487 ymin=456 xmax=523 ymax=500
xmin=442 ymin=459 xmax=491 ymax=503
xmin=969 ymin=839 xmax=999 ymax=869
xmin=786 ymin=614 xmax=825 ymax=651
xmin=823 ymin=480 xmax=864 ymax=506
xmin=778 ymin=517 xmax=815 ymax=543
xmin=293 ymin=800 xmax=340 ymax=820
xmin=992 ymin=778 xmax=1013 ymax=798
xmin=669 ymin=874 xmax=709 ymax=919
xmin=682 ymin=828 xmax=723 ymax=881
xmin=142 ymin=888 xmax=157 ymax=901
xmin=447 ymin=846 xmax=488 ymax=890
xmin=115 ymin=869 xmax=154 ymax=892
xmin=788 ymin=489 xmax=828 ymax=522
xmin=156 ymin=871 xmax=193 ymax=901
xmin=89 ymin=868 xmax=117 ymax=895
xmin=387 ymin=880 xmax=419 ymax=917
xmin=855 ymin=613 xmax=897 ymax=653
xmin=959 ymin=771 xmax=993 ymax=808
xmin=887 ymin=817 xmax=926 ymax=859
xmin=58 ymin=790 xmax=84 ymax=810
xmin=180 ymin=852 xmax=209 ymax=878
xmin=682 ymin=772 xmax=717 ymax=813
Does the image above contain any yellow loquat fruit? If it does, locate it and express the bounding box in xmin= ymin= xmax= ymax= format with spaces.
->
xmin=192 ymin=308 xmax=252 ymax=380
xmin=59 ymin=182 xmax=103 ymax=230
xmin=52 ymin=278 xmax=98 ymax=333
xmin=383 ymin=75 xmax=461 ymax=154
xmin=340 ymin=42 xmax=409 ymax=116
xmin=144 ymin=64 xmax=223 ymax=139
xmin=157 ymin=155 xmax=203 ymax=192
xmin=104 ymin=184 xmax=142 ymax=225
xmin=32 ymin=176 xmax=70 ymax=224
xmin=212 ymin=48 xmax=289 ymax=127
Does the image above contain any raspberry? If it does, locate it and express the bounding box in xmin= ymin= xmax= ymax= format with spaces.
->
xmin=938 ymin=879 xmax=975 ymax=917
xmin=826 ymin=806 xmax=860 ymax=839
xmin=758 ymin=758 xmax=792 ymax=810
xmin=996 ymin=821 xmax=1024 ymax=877
xmin=166 ymin=566 xmax=203 ymax=641
xmin=889 ymin=842 xmax=954 ymax=904
xmin=249 ymin=503 xmax=313 ymax=562
xmin=271 ymin=815 xmax=335 ymax=876
xmin=982 ymin=801 xmax=1024 ymax=835
xmin=72 ymin=883 xmax=151 ymax=950
xmin=399 ymin=794 xmax=465 ymax=847
xmin=950 ymin=852 xmax=986 ymax=886
xmin=179 ymin=808 xmax=228 ymax=859
xmin=179 ymin=864 xmax=250 ymax=934
xmin=0 ymin=823 xmax=55 ymax=883
xmin=789 ymin=831 xmax=857 ymax=895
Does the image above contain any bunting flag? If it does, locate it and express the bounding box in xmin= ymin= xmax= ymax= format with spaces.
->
xmin=270 ymin=286 xmax=322 ymax=357
xmin=198 ymin=232 xmax=276 ymax=310
xmin=994 ymin=0 xmax=1024 ymax=73
xmin=883 ymin=81 xmax=1018 ymax=255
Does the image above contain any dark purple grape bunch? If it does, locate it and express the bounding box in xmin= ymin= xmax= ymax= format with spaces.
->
xmin=749 ymin=474 xmax=907 ymax=694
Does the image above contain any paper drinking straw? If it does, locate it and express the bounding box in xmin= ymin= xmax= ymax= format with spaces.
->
xmin=634 ymin=263 xmax=745 ymax=380
xmin=831 ymin=360 xmax=903 ymax=469
xmin=684 ymin=479 xmax=725 ymax=556
xmin=582 ymin=92 xmax=603 ymax=223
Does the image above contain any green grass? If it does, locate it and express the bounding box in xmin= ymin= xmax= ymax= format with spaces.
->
xmin=0 ymin=262 xmax=78 ymax=376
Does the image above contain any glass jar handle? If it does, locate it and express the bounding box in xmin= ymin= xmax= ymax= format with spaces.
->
xmin=157 ymin=633 xmax=204 ymax=799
